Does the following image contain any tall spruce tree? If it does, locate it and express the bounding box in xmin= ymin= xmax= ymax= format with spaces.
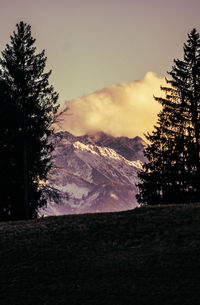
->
xmin=0 ymin=21 xmax=59 ymax=220
xmin=137 ymin=29 xmax=200 ymax=205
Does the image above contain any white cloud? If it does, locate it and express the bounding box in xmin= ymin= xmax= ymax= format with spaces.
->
xmin=57 ymin=72 xmax=166 ymax=138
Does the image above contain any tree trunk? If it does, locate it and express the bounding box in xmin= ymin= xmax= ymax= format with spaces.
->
xmin=23 ymin=108 xmax=29 ymax=219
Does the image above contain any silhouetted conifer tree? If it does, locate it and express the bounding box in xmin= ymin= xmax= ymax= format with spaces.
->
xmin=0 ymin=21 xmax=59 ymax=220
xmin=0 ymin=78 xmax=16 ymax=219
xmin=137 ymin=29 xmax=200 ymax=205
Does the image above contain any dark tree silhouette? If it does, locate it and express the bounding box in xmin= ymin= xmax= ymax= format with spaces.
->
xmin=0 ymin=21 xmax=59 ymax=220
xmin=0 ymin=78 xmax=16 ymax=219
xmin=137 ymin=29 xmax=200 ymax=205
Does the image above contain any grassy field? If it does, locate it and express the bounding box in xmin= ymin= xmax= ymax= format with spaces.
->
xmin=0 ymin=204 xmax=200 ymax=305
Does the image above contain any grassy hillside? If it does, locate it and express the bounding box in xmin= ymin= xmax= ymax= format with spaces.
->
xmin=1 ymin=204 xmax=200 ymax=305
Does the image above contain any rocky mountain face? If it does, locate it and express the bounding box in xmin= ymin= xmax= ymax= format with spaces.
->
xmin=40 ymin=131 xmax=146 ymax=216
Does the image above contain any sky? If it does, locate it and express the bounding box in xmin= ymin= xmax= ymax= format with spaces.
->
xmin=1 ymin=0 xmax=200 ymax=137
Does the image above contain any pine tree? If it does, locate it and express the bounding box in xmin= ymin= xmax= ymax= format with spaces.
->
xmin=0 ymin=21 xmax=59 ymax=220
xmin=137 ymin=29 xmax=200 ymax=205
xmin=0 ymin=78 xmax=15 ymax=219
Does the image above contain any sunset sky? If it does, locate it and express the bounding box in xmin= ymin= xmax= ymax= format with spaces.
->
xmin=1 ymin=0 xmax=200 ymax=137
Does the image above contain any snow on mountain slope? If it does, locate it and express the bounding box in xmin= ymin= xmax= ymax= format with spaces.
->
xmin=40 ymin=132 xmax=146 ymax=216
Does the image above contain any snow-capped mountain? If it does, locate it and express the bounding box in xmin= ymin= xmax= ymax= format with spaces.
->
xmin=40 ymin=131 xmax=146 ymax=216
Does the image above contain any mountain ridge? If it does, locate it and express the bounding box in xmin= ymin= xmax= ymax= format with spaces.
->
xmin=40 ymin=131 xmax=146 ymax=216
xmin=55 ymin=130 xmax=146 ymax=162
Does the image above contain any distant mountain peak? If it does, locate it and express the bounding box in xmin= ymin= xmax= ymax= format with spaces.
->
xmin=40 ymin=131 xmax=146 ymax=216
xmin=55 ymin=130 xmax=146 ymax=162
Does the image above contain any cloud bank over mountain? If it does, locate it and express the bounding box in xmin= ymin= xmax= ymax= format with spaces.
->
xmin=58 ymin=72 xmax=166 ymax=138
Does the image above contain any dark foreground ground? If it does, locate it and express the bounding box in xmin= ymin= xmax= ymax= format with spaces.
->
xmin=1 ymin=204 xmax=200 ymax=305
